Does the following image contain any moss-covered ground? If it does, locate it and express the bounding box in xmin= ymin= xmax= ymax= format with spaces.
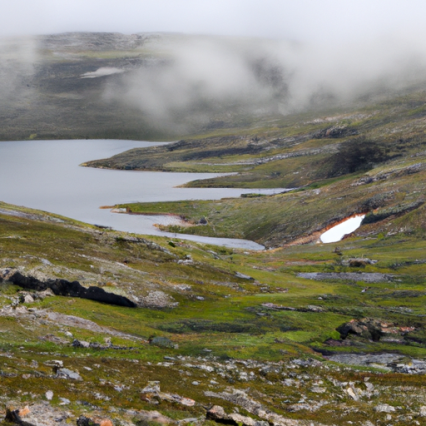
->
xmin=4 ymin=68 xmax=426 ymax=424
xmin=2 ymin=198 xmax=426 ymax=424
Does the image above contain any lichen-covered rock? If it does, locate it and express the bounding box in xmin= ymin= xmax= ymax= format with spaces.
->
xmin=149 ymin=336 xmax=176 ymax=348
xmin=374 ymin=404 xmax=396 ymax=413
xmin=141 ymin=291 xmax=178 ymax=308
xmin=134 ymin=410 xmax=173 ymax=425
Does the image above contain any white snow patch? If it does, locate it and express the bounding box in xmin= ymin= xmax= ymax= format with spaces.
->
xmin=320 ymin=214 xmax=365 ymax=243
xmin=81 ymin=67 xmax=124 ymax=78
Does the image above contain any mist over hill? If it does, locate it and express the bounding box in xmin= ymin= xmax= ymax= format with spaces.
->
xmin=0 ymin=31 xmax=426 ymax=140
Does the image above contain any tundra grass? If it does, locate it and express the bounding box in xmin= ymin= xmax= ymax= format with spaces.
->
xmin=114 ymin=156 xmax=426 ymax=248
xmin=3 ymin=204 xmax=426 ymax=423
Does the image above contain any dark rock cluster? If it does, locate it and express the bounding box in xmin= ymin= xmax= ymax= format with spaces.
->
xmin=0 ymin=268 xmax=136 ymax=307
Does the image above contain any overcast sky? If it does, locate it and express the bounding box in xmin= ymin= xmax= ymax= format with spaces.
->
xmin=2 ymin=0 xmax=426 ymax=43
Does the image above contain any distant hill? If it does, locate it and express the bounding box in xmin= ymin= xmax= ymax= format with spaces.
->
xmin=2 ymin=31 xmax=425 ymax=142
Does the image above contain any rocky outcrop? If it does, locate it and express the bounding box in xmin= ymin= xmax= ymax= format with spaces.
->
xmin=361 ymin=200 xmax=424 ymax=224
xmin=297 ymin=272 xmax=392 ymax=282
xmin=326 ymin=352 xmax=426 ymax=374
xmin=140 ymin=381 xmax=195 ymax=408
xmin=149 ymin=336 xmax=177 ymax=349
xmin=313 ymin=126 xmax=358 ymax=139
xmin=0 ymin=268 xmax=136 ymax=307
xmin=352 ymin=163 xmax=425 ymax=187
xmin=336 ymin=318 xmax=415 ymax=342
xmin=207 ymin=405 xmax=268 ymax=426
xmin=261 ymin=303 xmax=324 ymax=313
xmin=341 ymin=258 xmax=378 ymax=267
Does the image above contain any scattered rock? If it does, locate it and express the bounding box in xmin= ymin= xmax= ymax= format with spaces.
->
xmin=23 ymin=294 xmax=35 ymax=304
xmin=311 ymin=386 xmax=326 ymax=393
xmin=261 ymin=303 xmax=324 ymax=313
xmin=313 ymin=126 xmax=358 ymax=139
xmin=235 ymin=272 xmax=254 ymax=280
xmin=5 ymin=404 xmax=35 ymax=425
xmin=207 ymin=405 xmax=269 ymax=426
xmin=72 ymin=339 xmax=90 ymax=348
xmin=206 ymin=405 xmax=228 ymax=422
xmin=141 ymin=291 xmax=178 ymax=308
xmin=374 ymin=404 xmax=396 ymax=413
xmin=352 ymin=164 xmax=425 ymax=187
xmin=180 ymin=397 xmax=196 ymax=407
xmin=44 ymin=359 xmax=64 ymax=368
xmin=45 ymin=390 xmax=54 ymax=400
xmin=57 ymin=367 xmax=82 ymax=380
xmin=297 ymin=272 xmax=393 ymax=282
xmin=142 ymin=381 xmax=161 ymax=394
xmin=77 ymin=415 xmax=100 ymax=426
xmin=134 ymin=410 xmax=174 ymax=424
xmin=149 ymin=336 xmax=176 ymax=349
xmin=342 ymin=258 xmax=378 ymax=267
xmin=336 ymin=318 xmax=415 ymax=342
xmin=346 ymin=387 xmax=358 ymax=401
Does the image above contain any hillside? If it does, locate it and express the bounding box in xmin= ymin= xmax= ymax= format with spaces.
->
xmin=2 ymin=200 xmax=426 ymax=425
xmin=3 ymin=32 xmax=426 ymax=425
xmin=91 ymin=87 xmax=426 ymax=248
xmin=0 ymin=32 xmax=293 ymax=142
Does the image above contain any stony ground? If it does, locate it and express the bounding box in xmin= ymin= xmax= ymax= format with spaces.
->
xmin=3 ymin=31 xmax=426 ymax=426
xmin=1 ymin=201 xmax=426 ymax=425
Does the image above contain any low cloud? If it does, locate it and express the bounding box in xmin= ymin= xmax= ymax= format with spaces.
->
xmin=0 ymin=36 xmax=38 ymax=106
xmin=105 ymin=33 xmax=426 ymax=131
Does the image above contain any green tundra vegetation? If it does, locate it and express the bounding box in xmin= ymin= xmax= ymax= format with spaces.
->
xmin=4 ymin=33 xmax=426 ymax=425
xmin=4 ymin=85 xmax=426 ymax=424
xmin=100 ymin=87 xmax=426 ymax=249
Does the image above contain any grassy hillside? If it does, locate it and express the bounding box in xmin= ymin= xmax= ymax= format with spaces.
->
xmin=90 ymin=87 xmax=426 ymax=248
xmin=3 ymin=32 xmax=426 ymax=425
xmin=0 ymin=32 xmax=295 ymax=142
xmin=2 ymin=201 xmax=426 ymax=424
xmin=0 ymin=33 xmax=201 ymax=141
xmin=85 ymin=84 xmax=426 ymax=188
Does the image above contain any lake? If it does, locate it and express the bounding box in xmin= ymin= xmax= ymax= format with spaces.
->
xmin=0 ymin=140 xmax=285 ymax=250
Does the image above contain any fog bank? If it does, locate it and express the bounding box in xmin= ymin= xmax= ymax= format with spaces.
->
xmin=105 ymin=33 xmax=426 ymax=129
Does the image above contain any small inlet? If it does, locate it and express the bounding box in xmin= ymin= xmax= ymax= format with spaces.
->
xmin=320 ymin=214 xmax=365 ymax=243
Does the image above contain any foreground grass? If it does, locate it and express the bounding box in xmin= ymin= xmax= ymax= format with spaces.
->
xmin=2 ymin=201 xmax=426 ymax=423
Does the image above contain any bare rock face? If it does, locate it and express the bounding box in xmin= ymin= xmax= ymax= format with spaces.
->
xmin=0 ymin=268 xmax=136 ymax=307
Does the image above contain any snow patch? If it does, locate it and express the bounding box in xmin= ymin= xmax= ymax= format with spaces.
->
xmin=81 ymin=67 xmax=124 ymax=78
xmin=320 ymin=214 xmax=365 ymax=243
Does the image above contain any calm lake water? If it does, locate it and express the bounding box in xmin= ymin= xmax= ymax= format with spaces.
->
xmin=0 ymin=140 xmax=284 ymax=249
